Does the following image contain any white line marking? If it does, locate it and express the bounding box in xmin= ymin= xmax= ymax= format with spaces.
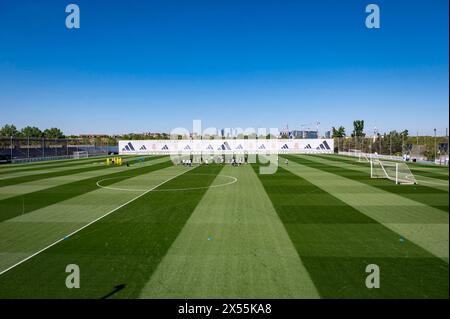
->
xmin=154 ymin=175 xmax=237 ymax=192
xmin=414 ymin=178 xmax=449 ymax=186
xmin=96 ymin=176 xmax=134 ymax=191
xmin=0 ymin=167 xmax=193 ymax=276
xmin=96 ymin=174 xmax=238 ymax=192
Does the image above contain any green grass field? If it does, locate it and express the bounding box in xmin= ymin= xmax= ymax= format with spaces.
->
xmin=0 ymin=154 xmax=448 ymax=298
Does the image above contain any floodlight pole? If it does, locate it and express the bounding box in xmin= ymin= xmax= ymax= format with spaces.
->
xmin=395 ymin=163 xmax=399 ymax=184
xmin=447 ymin=128 xmax=449 ymax=156
xmin=434 ymin=128 xmax=437 ymax=161
xmin=379 ymin=134 xmax=381 ymax=154
xmin=389 ymin=133 xmax=392 ymax=156
xmin=402 ymin=134 xmax=404 ymax=155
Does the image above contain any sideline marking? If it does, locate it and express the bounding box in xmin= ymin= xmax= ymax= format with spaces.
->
xmin=0 ymin=167 xmax=194 ymax=276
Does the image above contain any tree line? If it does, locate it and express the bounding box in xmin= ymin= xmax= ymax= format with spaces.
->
xmin=0 ymin=124 xmax=65 ymax=139
xmin=332 ymin=120 xmax=408 ymax=139
xmin=331 ymin=120 xmax=448 ymax=159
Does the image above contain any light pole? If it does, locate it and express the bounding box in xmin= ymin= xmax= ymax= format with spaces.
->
xmin=402 ymin=133 xmax=404 ymax=155
xmin=374 ymin=127 xmax=378 ymax=154
xmin=434 ymin=128 xmax=437 ymax=161
xmin=389 ymin=133 xmax=392 ymax=156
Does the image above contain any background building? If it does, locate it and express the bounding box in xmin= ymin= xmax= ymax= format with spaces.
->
xmin=291 ymin=130 xmax=319 ymax=139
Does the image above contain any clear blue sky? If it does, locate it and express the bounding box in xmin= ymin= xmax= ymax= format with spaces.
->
xmin=0 ymin=0 xmax=448 ymax=136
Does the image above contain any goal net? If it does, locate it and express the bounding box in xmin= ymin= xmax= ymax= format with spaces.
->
xmin=348 ymin=149 xmax=362 ymax=158
xmin=358 ymin=153 xmax=370 ymax=163
xmin=370 ymin=159 xmax=416 ymax=185
xmin=73 ymin=151 xmax=89 ymax=159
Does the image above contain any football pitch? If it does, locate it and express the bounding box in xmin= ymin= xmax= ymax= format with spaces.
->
xmin=0 ymin=155 xmax=448 ymax=298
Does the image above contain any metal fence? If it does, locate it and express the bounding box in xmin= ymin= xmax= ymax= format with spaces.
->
xmin=334 ymin=135 xmax=449 ymax=164
xmin=0 ymin=137 xmax=117 ymax=163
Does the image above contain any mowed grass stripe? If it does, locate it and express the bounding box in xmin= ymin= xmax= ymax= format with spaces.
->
xmin=140 ymin=164 xmax=319 ymax=298
xmin=322 ymin=154 xmax=449 ymax=181
xmin=317 ymin=154 xmax=450 ymax=184
xmin=0 ymin=156 xmax=140 ymax=179
xmin=0 ymin=160 xmax=107 ymax=181
xmin=0 ymin=156 xmax=156 ymax=187
xmin=0 ymin=156 xmax=115 ymax=176
xmin=0 ymin=155 xmax=110 ymax=172
xmin=281 ymin=157 xmax=448 ymax=262
xmin=253 ymin=163 xmax=448 ymax=298
xmin=397 ymin=160 xmax=449 ymax=175
xmin=290 ymin=155 xmax=448 ymax=213
xmin=0 ymin=156 xmax=95 ymax=169
xmin=0 ymin=157 xmax=170 ymax=223
xmin=0 ymin=165 xmax=221 ymax=298
xmin=0 ymin=157 xmax=165 ymax=202
xmin=0 ymin=165 xmax=187 ymax=273
xmin=321 ymin=155 xmax=448 ymax=194
xmin=0 ymin=162 xmax=110 ymax=187
xmin=320 ymin=154 xmax=449 ymax=187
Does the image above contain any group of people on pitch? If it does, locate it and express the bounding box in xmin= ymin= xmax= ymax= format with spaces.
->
xmin=182 ymin=159 xmax=193 ymax=167
xmin=179 ymin=156 xmax=248 ymax=166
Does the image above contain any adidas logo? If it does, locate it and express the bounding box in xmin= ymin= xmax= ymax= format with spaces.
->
xmin=236 ymin=144 xmax=243 ymax=150
xmin=206 ymin=145 xmax=213 ymax=150
xmin=258 ymin=144 xmax=266 ymax=149
xmin=161 ymin=145 xmax=169 ymax=150
xmin=315 ymin=141 xmax=331 ymax=150
xmin=139 ymin=145 xmax=147 ymax=151
xmin=122 ymin=142 xmax=135 ymax=151
xmin=218 ymin=142 xmax=231 ymax=150
xmin=321 ymin=140 xmax=331 ymax=150
xmin=304 ymin=144 xmax=312 ymax=149
xmin=184 ymin=145 xmax=191 ymax=150
xmin=281 ymin=144 xmax=289 ymax=149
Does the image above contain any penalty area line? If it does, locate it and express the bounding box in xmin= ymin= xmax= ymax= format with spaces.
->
xmin=0 ymin=167 xmax=194 ymax=277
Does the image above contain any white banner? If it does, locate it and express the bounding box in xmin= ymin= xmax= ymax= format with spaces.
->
xmin=119 ymin=139 xmax=334 ymax=155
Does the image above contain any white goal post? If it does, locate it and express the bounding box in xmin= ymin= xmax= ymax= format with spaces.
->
xmin=370 ymin=158 xmax=417 ymax=185
xmin=73 ymin=151 xmax=89 ymax=159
